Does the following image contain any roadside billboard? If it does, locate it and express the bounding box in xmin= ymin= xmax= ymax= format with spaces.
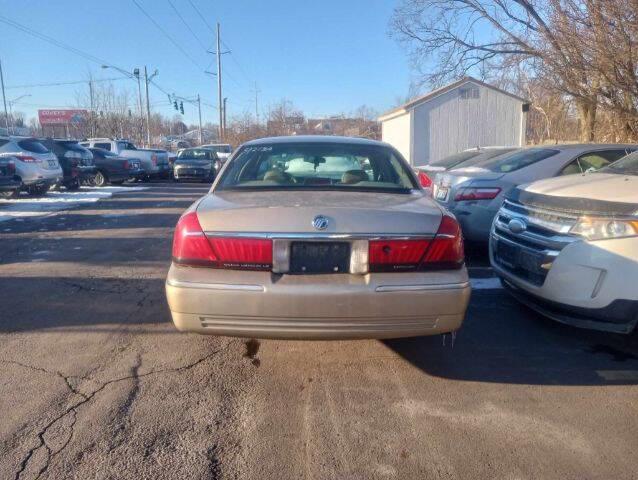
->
xmin=38 ymin=109 xmax=89 ymax=125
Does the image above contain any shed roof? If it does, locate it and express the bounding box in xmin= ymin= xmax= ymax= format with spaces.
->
xmin=378 ymin=77 xmax=529 ymax=121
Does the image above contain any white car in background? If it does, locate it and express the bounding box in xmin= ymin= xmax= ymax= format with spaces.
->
xmin=490 ymin=151 xmax=638 ymax=334
xmin=201 ymin=143 xmax=232 ymax=165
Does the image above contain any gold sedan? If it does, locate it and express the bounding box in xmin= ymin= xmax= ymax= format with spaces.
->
xmin=166 ymin=136 xmax=470 ymax=339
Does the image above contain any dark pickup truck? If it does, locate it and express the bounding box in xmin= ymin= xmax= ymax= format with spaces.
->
xmin=88 ymin=148 xmax=144 ymax=186
xmin=0 ymin=155 xmax=21 ymax=198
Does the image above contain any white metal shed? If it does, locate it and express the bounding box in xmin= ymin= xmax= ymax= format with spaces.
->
xmin=379 ymin=77 xmax=528 ymax=166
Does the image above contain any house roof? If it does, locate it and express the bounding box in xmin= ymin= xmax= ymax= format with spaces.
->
xmin=378 ymin=76 xmax=529 ymax=121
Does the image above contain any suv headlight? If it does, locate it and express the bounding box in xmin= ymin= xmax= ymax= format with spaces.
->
xmin=570 ymin=217 xmax=638 ymax=240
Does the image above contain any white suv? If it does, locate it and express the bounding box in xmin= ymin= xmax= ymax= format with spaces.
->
xmin=490 ymin=151 xmax=638 ymax=334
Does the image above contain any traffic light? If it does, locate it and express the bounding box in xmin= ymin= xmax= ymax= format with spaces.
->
xmin=179 ymin=101 xmax=184 ymax=114
xmin=173 ymin=101 xmax=178 ymax=111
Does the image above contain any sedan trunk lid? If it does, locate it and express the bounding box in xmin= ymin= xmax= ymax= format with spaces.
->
xmin=196 ymin=191 xmax=444 ymax=235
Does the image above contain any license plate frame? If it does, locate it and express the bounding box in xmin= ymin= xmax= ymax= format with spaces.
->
xmin=435 ymin=186 xmax=449 ymax=201
xmin=289 ymin=241 xmax=351 ymax=274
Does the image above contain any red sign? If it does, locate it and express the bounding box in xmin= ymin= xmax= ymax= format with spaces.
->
xmin=38 ymin=109 xmax=89 ymax=125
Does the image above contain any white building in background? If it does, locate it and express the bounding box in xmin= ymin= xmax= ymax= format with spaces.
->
xmin=379 ymin=77 xmax=529 ymax=166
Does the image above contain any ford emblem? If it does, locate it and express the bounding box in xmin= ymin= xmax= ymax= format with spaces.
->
xmin=508 ymin=218 xmax=527 ymax=234
xmin=312 ymin=215 xmax=329 ymax=231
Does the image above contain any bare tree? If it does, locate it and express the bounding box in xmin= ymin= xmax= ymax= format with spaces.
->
xmin=390 ymin=0 xmax=638 ymax=141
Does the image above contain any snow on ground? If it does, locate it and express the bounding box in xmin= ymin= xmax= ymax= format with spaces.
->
xmin=470 ymin=277 xmax=502 ymax=290
xmin=0 ymin=185 xmax=148 ymax=223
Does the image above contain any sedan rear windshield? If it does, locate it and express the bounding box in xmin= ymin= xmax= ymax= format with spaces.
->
xmin=452 ymin=148 xmax=519 ymax=169
xmin=17 ymin=139 xmax=49 ymax=154
xmin=600 ymin=151 xmax=638 ymax=175
xmin=477 ymin=148 xmax=559 ymax=173
xmin=177 ymin=148 xmax=216 ymax=161
xmin=206 ymin=145 xmax=231 ymax=154
xmin=430 ymin=150 xmax=481 ymax=168
xmin=217 ymin=143 xmax=417 ymax=192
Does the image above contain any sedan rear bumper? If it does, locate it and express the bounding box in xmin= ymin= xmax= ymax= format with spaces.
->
xmin=166 ymin=265 xmax=471 ymax=339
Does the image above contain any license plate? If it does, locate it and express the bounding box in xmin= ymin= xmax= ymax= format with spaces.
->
xmin=289 ymin=242 xmax=350 ymax=274
xmin=435 ymin=186 xmax=449 ymax=201
xmin=495 ymin=241 xmax=518 ymax=268
xmin=496 ymin=241 xmax=541 ymax=272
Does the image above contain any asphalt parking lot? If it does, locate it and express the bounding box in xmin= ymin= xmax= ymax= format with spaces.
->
xmin=1 ymin=183 xmax=638 ymax=480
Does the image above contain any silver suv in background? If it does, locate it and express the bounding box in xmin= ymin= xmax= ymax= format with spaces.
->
xmin=432 ymin=144 xmax=637 ymax=242
xmin=0 ymin=136 xmax=63 ymax=195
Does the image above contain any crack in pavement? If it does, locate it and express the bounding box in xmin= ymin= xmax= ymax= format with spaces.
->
xmin=3 ymin=361 xmax=89 ymax=400
xmin=5 ymin=343 xmax=232 ymax=480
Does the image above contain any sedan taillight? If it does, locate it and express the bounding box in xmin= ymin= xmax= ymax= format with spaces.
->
xmin=454 ymin=187 xmax=501 ymax=201
xmin=421 ymin=215 xmax=465 ymax=269
xmin=122 ymin=160 xmax=130 ymax=170
xmin=369 ymin=215 xmax=464 ymax=272
xmin=172 ymin=212 xmax=272 ymax=270
xmin=417 ymin=171 xmax=432 ymax=188
xmin=15 ymin=155 xmax=38 ymax=163
xmin=369 ymin=240 xmax=432 ymax=271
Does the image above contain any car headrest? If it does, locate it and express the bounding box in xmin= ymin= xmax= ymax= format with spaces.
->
xmin=341 ymin=169 xmax=369 ymax=184
xmin=263 ymin=170 xmax=290 ymax=183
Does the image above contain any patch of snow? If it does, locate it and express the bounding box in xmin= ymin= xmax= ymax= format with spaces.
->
xmin=0 ymin=186 xmax=145 ymax=223
xmin=80 ymin=186 xmax=148 ymax=193
xmin=470 ymin=277 xmax=503 ymax=290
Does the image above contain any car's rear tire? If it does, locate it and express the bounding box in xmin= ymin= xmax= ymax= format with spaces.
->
xmin=94 ymin=171 xmax=107 ymax=187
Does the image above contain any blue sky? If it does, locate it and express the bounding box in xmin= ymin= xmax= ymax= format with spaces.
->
xmin=0 ymin=0 xmax=415 ymax=126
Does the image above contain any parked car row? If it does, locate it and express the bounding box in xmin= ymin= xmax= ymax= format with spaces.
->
xmin=80 ymin=138 xmax=171 ymax=180
xmin=421 ymin=142 xmax=638 ymax=335
xmin=0 ymin=136 xmax=180 ymax=197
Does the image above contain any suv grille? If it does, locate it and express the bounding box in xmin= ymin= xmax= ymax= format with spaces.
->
xmin=491 ymin=200 xmax=579 ymax=286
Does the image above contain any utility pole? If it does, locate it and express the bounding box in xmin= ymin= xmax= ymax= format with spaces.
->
xmin=223 ymin=97 xmax=227 ymax=134
xmin=144 ymin=66 xmax=151 ymax=146
xmin=216 ymin=22 xmax=223 ymax=142
xmin=133 ymin=68 xmax=143 ymax=143
xmin=89 ymin=75 xmax=95 ymax=137
xmin=197 ymin=94 xmax=203 ymax=145
xmin=254 ymin=82 xmax=260 ymax=125
xmin=0 ymin=59 xmax=9 ymax=134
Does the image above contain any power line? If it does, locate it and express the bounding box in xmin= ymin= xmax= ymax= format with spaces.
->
xmin=131 ymin=0 xmax=203 ymax=70
xmin=222 ymin=40 xmax=253 ymax=86
xmin=0 ymin=14 xmax=116 ymax=67
xmin=187 ymin=0 xmax=216 ymax=34
xmin=5 ymin=76 xmax=129 ymax=90
xmin=166 ymin=0 xmax=208 ymax=51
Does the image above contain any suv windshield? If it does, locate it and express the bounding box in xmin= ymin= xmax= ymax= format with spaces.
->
xmin=600 ymin=151 xmax=638 ymax=176
xmin=177 ymin=148 xmax=216 ymax=161
xmin=476 ymin=148 xmax=559 ymax=173
xmin=217 ymin=142 xmax=416 ymax=192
